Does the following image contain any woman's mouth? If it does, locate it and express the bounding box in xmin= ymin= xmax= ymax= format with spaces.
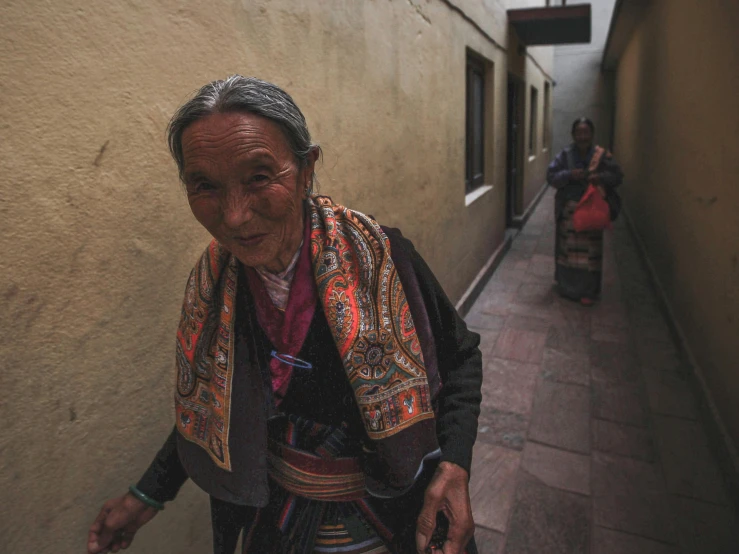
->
xmin=234 ymin=234 xmax=267 ymax=247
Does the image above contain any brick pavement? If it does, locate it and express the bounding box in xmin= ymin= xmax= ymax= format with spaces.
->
xmin=465 ymin=188 xmax=739 ymax=554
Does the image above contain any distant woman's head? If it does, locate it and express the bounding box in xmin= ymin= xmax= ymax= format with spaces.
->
xmin=571 ymin=117 xmax=595 ymax=152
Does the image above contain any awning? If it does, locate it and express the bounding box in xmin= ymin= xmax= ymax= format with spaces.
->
xmin=507 ymin=4 xmax=592 ymax=46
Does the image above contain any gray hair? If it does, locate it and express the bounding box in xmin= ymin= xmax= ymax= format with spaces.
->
xmin=167 ymin=75 xmax=320 ymax=185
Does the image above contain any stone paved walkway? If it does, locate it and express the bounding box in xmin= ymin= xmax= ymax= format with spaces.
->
xmin=464 ymin=188 xmax=739 ymax=554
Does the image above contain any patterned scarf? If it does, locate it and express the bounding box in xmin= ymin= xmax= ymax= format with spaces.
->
xmin=174 ymin=196 xmax=438 ymax=480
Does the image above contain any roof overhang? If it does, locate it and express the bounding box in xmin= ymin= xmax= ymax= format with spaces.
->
xmin=602 ymin=0 xmax=652 ymax=71
xmin=507 ymin=4 xmax=592 ymax=46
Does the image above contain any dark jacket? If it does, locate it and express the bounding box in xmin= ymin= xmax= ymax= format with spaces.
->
xmin=547 ymin=144 xmax=624 ymax=219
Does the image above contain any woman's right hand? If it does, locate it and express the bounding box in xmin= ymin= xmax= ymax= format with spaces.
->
xmin=87 ymin=493 xmax=159 ymax=553
xmin=571 ymin=168 xmax=586 ymax=180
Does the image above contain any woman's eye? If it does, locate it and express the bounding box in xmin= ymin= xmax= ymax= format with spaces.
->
xmin=187 ymin=181 xmax=215 ymax=193
xmin=249 ymin=174 xmax=269 ymax=185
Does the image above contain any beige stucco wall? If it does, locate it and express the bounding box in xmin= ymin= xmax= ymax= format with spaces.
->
xmin=613 ymin=1 xmax=739 ymax=451
xmin=0 ymin=1 xmax=551 ymax=552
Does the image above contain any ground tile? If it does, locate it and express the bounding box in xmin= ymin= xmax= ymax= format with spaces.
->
xmin=516 ymin=283 xmax=556 ymax=305
xmin=482 ymin=279 xmax=522 ymax=294
xmin=466 ymin=309 xmax=506 ymax=332
xmin=555 ymin=303 xmax=592 ymax=336
xmin=545 ymin=324 xmax=592 ymax=355
xmin=591 ymin=526 xmax=678 ymax=554
xmin=493 ymin=328 xmax=547 ymax=364
xmin=630 ymin=312 xmax=673 ymax=344
xmin=528 ymin=380 xmax=590 ymax=454
xmin=473 ymin=526 xmax=504 ymax=554
xmin=510 ymin=237 xmax=538 ymax=256
xmin=473 ymin=328 xmax=503 ymax=359
xmin=530 ymin=253 xmax=555 ymax=264
xmin=508 ymin=301 xmax=560 ymax=322
xmin=591 ymin=324 xmax=630 ymax=344
xmin=490 ymin=268 xmax=530 ymax=288
xmin=503 ymin=470 xmax=590 ymax=554
xmin=652 ymin=415 xmax=729 ymax=505
xmin=480 ymin=357 xmax=541 ymax=416
xmin=477 ymin=290 xmax=518 ymax=317
xmin=477 ymin=408 xmax=529 ymax=451
xmin=634 ymin=339 xmax=684 ymax=372
xmin=592 ymin=452 xmax=675 ymax=543
xmin=671 ymin=496 xmax=739 ymax=554
xmin=590 ymin=340 xmax=641 ymax=384
xmin=528 ymin=258 xmax=554 ymax=279
xmin=534 ymin=237 xmax=555 ymax=256
xmin=592 ymin=451 xmax=665 ymax=497
xmin=503 ymin=314 xmax=552 ymax=333
xmin=541 ymin=348 xmax=590 ymax=386
xmin=599 ymin=285 xmax=623 ymax=305
xmin=592 ymin=419 xmax=655 ymax=462
xmin=591 ymin=304 xmax=630 ymax=330
xmin=593 ymin=493 xmax=676 ymax=544
xmin=521 ymin=441 xmax=590 ymax=495
xmin=644 ymin=370 xmax=697 ymax=420
xmin=592 ymin=380 xmax=649 ymax=427
xmin=469 ymin=442 xmax=521 ymax=533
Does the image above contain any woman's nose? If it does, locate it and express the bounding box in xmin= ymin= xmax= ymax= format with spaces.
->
xmin=222 ymin=191 xmax=253 ymax=229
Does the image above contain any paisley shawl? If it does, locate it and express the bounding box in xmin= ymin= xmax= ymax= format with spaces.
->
xmin=175 ymin=196 xmax=437 ymax=476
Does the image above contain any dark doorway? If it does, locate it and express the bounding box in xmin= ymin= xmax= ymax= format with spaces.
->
xmin=506 ymin=74 xmax=522 ymax=226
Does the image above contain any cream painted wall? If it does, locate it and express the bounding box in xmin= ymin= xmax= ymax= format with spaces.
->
xmin=0 ymin=1 xmax=552 ymax=552
xmin=613 ymin=1 xmax=739 ymax=451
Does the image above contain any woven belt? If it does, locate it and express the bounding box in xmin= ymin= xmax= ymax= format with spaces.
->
xmin=267 ymin=439 xmax=367 ymax=502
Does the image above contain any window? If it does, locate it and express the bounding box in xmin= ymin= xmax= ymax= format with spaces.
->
xmin=528 ymin=86 xmax=538 ymax=157
xmin=543 ymin=82 xmax=551 ymax=150
xmin=466 ymin=55 xmax=485 ymax=192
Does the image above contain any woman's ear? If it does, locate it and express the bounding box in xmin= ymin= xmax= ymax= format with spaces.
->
xmin=307 ymin=146 xmax=320 ymax=173
xmin=302 ymin=147 xmax=320 ymax=191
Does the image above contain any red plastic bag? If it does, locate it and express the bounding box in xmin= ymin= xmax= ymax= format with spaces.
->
xmin=572 ymin=185 xmax=612 ymax=232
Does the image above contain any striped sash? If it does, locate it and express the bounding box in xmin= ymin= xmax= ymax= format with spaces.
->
xmin=267 ymin=439 xmax=366 ymax=502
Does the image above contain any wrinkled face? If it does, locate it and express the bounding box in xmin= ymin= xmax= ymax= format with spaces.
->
xmin=181 ymin=112 xmax=316 ymax=272
xmin=573 ymin=123 xmax=593 ymax=151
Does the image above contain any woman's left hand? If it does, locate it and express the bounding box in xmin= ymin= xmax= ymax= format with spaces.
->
xmin=416 ymin=461 xmax=474 ymax=553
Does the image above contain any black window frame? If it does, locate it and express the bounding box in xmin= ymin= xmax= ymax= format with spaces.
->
xmin=465 ymin=54 xmax=486 ymax=193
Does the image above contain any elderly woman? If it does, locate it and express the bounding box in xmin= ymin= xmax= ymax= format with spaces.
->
xmin=547 ymin=117 xmax=624 ymax=306
xmin=87 ymin=76 xmax=482 ymax=554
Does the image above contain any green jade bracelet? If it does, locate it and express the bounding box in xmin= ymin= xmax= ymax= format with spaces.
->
xmin=128 ymin=485 xmax=165 ymax=511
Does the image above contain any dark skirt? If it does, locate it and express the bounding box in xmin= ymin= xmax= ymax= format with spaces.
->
xmin=555 ymin=200 xmax=604 ymax=300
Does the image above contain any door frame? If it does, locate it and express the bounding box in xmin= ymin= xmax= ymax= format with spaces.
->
xmin=506 ymin=73 xmax=525 ymax=227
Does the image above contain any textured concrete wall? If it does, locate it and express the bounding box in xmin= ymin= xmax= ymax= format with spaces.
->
xmin=612 ymin=0 xmax=739 ymax=452
xmin=0 ymin=1 xmax=551 ymax=552
xmin=552 ymin=0 xmax=617 ymax=155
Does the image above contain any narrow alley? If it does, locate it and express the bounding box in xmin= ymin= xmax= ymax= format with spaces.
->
xmin=464 ymin=188 xmax=739 ymax=554
xmin=3 ymin=2 xmax=739 ymax=553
